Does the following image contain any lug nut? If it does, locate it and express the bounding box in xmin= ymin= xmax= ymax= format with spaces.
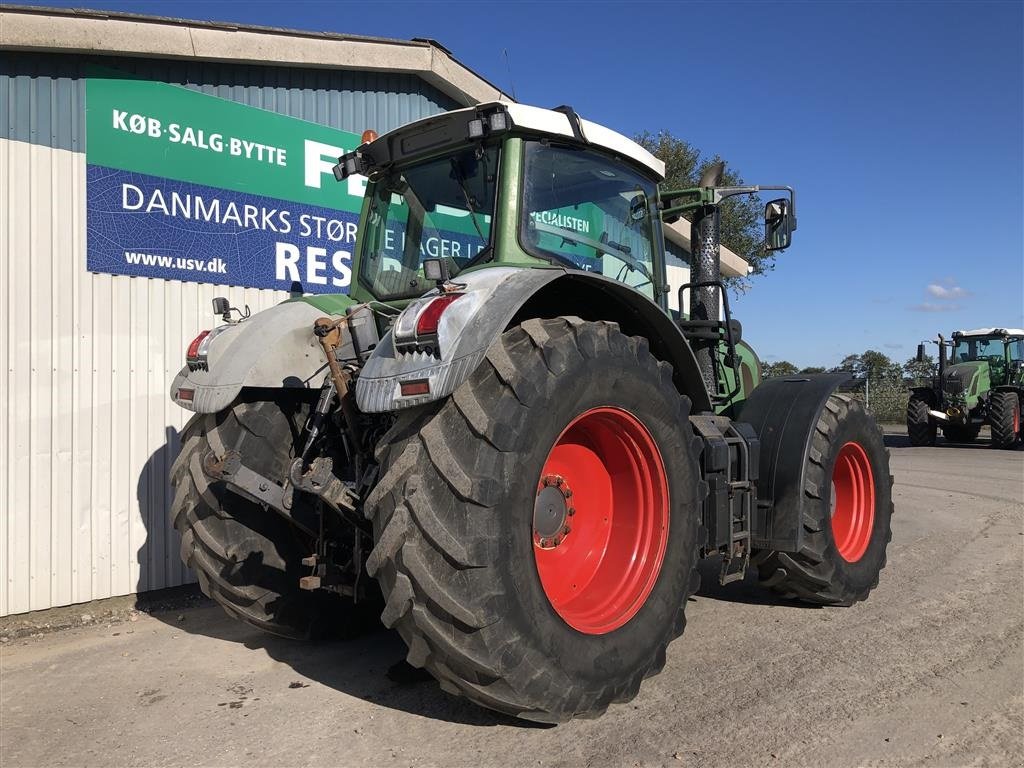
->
xmin=567 ymin=507 xmax=576 ymax=517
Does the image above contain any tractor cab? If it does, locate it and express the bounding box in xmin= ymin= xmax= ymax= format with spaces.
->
xmin=949 ymin=329 xmax=1024 ymax=386
xmin=338 ymin=102 xmax=669 ymax=307
xmin=335 ymin=102 xmax=795 ymax=413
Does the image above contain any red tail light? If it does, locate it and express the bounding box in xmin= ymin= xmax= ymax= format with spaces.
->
xmin=416 ymin=295 xmax=462 ymax=336
xmin=186 ymin=330 xmax=211 ymax=360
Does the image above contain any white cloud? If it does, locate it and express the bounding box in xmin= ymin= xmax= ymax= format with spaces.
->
xmin=926 ymin=282 xmax=970 ymax=300
xmin=909 ymin=302 xmax=962 ymax=313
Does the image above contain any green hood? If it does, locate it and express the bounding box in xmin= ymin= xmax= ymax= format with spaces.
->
xmin=942 ymin=361 xmax=990 ymax=410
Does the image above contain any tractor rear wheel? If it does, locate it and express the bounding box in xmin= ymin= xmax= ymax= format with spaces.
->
xmin=906 ymin=392 xmax=936 ymax=446
xmin=365 ymin=318 xmax=703 ymax=722
xmin=942 ymin=423 xmax=981 ymax=444
xmin=755 ymin=394 xmax=893 ymax=605
xmin=170 ymin=397 xmax=357 ymax=639
xmin=989 ymin=390 xmax=1021 ymax=449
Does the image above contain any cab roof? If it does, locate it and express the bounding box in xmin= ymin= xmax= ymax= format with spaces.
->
xmin=369 ymin=101 xmax=665 ymax=180
xmin=953 ymin=328 xmax=1024 ymax=338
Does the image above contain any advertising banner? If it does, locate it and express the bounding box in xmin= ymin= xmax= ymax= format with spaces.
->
xmin=86 ymin=74 xmax=369 ymax=293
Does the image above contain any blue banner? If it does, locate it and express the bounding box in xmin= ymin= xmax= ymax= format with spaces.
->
xmin=86 ymin=166 xmax=358 ymax=294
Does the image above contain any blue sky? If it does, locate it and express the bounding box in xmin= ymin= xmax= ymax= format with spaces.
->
xmin=32 ymin=0 xmax=1024 ymax=368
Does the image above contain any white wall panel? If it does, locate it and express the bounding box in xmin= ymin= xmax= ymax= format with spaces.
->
xmin=1 ymin=138 xmax=290 ymax=615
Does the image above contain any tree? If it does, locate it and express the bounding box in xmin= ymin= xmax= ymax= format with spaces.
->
xmin=833 ymin=350 xmax=901 ymax=381
xmin=763 ymin=360 xmax=799 ymax=378
xmin=635 ymin=131 xmax=773 ymax=292
xmin=903 ymin=354 xmax=936 ymax=384
xmin=799 ymin=366 xmax=826 ymax=374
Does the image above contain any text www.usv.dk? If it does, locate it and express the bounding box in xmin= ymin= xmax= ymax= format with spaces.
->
xmin=124 ymin=251 xmax=228 ymax=274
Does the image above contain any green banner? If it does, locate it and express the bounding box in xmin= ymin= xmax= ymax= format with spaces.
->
xmin=86 ymin=75 xmax=367 ymax=212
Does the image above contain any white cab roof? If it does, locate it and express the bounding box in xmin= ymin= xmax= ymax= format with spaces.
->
xmin=501 ymin=103 xmax=665 ymax=179
xmin=954 ymin=328 xmax=1024 ymax=337
xmin=382 ymin=101 xmax=666 ymax=179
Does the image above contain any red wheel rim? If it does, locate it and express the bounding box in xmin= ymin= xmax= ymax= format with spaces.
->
xmin=830 ymin=441 xmax=875 ymax=563
xmin=533 ymin=407 xmax=669 ymax=635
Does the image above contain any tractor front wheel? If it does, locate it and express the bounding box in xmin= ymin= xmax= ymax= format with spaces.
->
xmin=755 ymin=394 xmax=894 ymax=605
xmin=365 ymin=318 xmax=703 ymax=722
xmin=906 ymin=392 xmax=936 ymax=446
xmin=989 ymin=390 xmax=1021 ymax=449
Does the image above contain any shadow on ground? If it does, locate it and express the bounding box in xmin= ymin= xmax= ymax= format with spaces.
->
xmin=693 ymin=559 xmax=820 ymax=608
xmin=142 ymin=589 xmax=537 ymax=728
xmin=884 ymin=433 xmax=1022 ymax=450
xmin=136 ymin=434 xmax=535 ymax=729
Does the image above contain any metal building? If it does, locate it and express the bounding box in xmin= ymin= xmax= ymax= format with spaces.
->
xmin=0 ymin=5 xmax=747 ymax=616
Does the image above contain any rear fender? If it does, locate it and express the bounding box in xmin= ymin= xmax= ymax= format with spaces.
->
xmin=170 ymin=299 xmax=355 ymax=413
xmin=737 ymin=373 xmax=854 ymax=552
xmin=355 ymin=267 xmax=712 ymax=413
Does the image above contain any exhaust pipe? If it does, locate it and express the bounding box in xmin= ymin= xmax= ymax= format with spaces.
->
xmin=689 ymin=162 xmax=725 ymax=392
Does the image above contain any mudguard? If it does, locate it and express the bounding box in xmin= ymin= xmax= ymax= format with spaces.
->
xmin=355 ymin=266 xmax=711 ymax=413
xmin=356 ymin=267 xmax=559 ymax=412
xmin=169 ymin=298 xmax=355 ymax=413
xmin=737 ymin=373 xmax=854 ymax=552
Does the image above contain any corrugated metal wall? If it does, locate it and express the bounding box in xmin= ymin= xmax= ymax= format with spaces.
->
xmin=0 ymin=52 xmax=459 ymax=616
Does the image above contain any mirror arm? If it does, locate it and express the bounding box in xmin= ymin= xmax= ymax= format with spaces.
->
xmin=661 ymin=185 xmax=798 ymax=228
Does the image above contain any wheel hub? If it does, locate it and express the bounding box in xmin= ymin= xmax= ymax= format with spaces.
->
xmin=532 ymin=408 xmax=670 ymax=635
xmin=534 ymin=474 xmax=574 ymax=548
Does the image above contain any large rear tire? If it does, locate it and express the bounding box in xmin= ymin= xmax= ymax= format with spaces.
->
xmin=755 ymin=394 xmax=893 ymax=605
xmin=989 ymin=390 xmax=1021 ymax=449
xmin=170 ymin=397 xmax=355 ymax=639
xmin=365 ymin=318 xmax=703 ymax=722
xmin=906 ymin=391 xmax=936 ymax=446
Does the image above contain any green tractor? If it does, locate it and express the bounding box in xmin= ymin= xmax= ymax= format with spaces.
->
xmin=169 ymin=103 xmax=893 ymax=722
xmin=907 ymin=328 xmax=1024 ymax=449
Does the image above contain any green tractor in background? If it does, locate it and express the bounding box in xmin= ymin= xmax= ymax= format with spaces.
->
xmin=907 ymin=328 xmax=1024 ymax=449
xmin=168 ymin=102 xmax=893 ymax=722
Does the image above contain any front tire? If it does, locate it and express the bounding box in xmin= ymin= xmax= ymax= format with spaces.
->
xmin=365 ymin=318 xmax=703 ymax=722
xmin=755 ymin=394 xmax=893 ymax=605
xmin=989 ymin=390 xmax=1021 ymax=449
xmin=906 ymin=391 xmax=936 ymax=446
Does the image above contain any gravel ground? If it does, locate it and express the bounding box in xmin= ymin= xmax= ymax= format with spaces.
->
xmin=2 ymin=432 xmax=1022 ymax=768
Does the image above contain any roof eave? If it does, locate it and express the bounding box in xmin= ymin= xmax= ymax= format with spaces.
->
xmin=0 ymin=4 xmax=508 ymax=106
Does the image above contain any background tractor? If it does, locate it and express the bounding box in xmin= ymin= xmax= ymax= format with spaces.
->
xmin=169 ymin=102 xmax=893 ymax=722
xmin=907 ymin=328 xmax=1024 ymax=449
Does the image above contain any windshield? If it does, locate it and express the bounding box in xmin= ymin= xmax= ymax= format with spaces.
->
xmin=359 ymin=145 xmax=498 ymax=300
xmin=952 ymin=336 xmax=1011 ymax=363
xmin=521 ymin=142 xmax=659 ymax=300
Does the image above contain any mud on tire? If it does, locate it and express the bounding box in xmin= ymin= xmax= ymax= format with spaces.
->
xmin=365 ymin=318 xmax=704 ymax=722
xmin=755 ymin=394 xmax=894 ymax=606
xmin=170 ymin=395 xmax=356 ymax=639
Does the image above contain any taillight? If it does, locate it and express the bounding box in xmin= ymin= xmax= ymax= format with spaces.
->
xmin=415 ymin=294 xmax=462 ymax=336
xmin=186 ymin=328 xmax=222 ymax=371
xmin=186 ymin=331 xmax=209 ymax=360
xmin=187 ymin=330 xmax=210 ymax=361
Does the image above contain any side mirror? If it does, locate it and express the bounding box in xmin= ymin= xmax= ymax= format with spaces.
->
xmin=629 ymin=193 xmax=648 ymax=223
xmin=916 ymin=343 xmax=927 ymax=363
xmin=764 ymin=198 xmax=793 ymax=251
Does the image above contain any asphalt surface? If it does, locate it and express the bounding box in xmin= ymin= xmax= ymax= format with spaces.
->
xmin=2 ymin=432 xmax=1022 ymax=768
